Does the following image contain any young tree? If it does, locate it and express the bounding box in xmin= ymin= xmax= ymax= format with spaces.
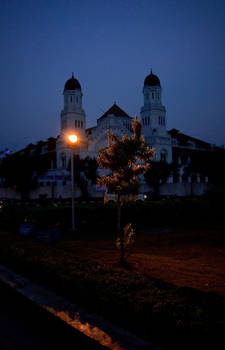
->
xmin=97 ymin=116 xmax=155 ymax=264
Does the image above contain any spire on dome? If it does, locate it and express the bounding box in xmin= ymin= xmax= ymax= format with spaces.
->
xmin=144 ymin=70 xmax=160 ymax=87
xmin=64 ymin=73 xmax=81 ymax=91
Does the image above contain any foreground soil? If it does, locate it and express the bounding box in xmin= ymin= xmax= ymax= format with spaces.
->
xmin=59 ymin=226 xmax=225 ymax=296
xmin=0 ymin=226 xmax=225 ymax=349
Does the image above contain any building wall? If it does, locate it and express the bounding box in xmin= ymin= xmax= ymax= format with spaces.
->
xmin=87 ymin=115 xmax=132 ymax=155
xmin=29 ymin=183 xmax=82 ymax=199
xmin=0 ymin=182 xmax=212 ymax=200
xmin=0 ymin=188 xmax=21 ymax=200
xmin=159 ymin=183 xmax=212 ymax=196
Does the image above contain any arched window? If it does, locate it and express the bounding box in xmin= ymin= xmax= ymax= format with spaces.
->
xmin=70 ymin=96 xmax=72 ymax=102
xmin=152 ymin=93 xmax=154 ymax=99
xmin=61 ymin=152 xmax=66 ymax=168
xmin=160 ymin=150 xmax=167 ymax=162
xmin=75 ymin=120 xmax=77 ymax=128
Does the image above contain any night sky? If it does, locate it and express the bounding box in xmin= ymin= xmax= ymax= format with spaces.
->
xmin=0 ymin=0 xmax=225 ymax=151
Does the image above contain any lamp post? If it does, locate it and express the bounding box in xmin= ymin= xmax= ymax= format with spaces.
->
xmin=67 ymin=133 xmax=78 ymax=232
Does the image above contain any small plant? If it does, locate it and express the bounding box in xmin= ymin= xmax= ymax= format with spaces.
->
xmin=116 ymin=223 xmax=135 ymax=260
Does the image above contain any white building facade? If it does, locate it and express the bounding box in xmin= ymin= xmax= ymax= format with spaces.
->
xmin=140 ymin=70 xmax=172 ymax=163
xmin=0 ymin=71 xmax=212 ymax=200
xmin=56 ymin=70 xmax=173 ymax=165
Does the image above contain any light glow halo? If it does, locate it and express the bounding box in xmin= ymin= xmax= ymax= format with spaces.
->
xmin=68 ymin=134 xmax=78 ymax=144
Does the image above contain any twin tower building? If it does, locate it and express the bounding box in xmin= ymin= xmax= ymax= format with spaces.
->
xmin=57 ymin=70 xmax=172 ymax=169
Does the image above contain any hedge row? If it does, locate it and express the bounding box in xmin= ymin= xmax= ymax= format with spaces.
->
xmin=0 ymin=196 xmax=224 ymax=234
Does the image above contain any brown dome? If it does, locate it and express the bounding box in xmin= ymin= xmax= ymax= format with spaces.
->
xmin=64 ymin=73 xmax=81 ymax=91
xmin=144 ymin=70 xmax=160 ymax=87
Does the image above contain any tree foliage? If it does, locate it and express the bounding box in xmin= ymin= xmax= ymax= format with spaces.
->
xmin=97 ymin=117 xmax=155 ymax=196
xmin=97 ymin=116 xmax=154 ymax=264
xmin=0 ymin=138 xmax=57 ymax=197
xmin=0 ymin=152 xmax=51 ymax=196
xmin=116 ymin=223 xmax=135 ymax=259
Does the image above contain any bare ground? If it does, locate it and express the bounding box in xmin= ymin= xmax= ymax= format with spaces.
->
xmin=59 ymin=227 xmax=225 ymax=296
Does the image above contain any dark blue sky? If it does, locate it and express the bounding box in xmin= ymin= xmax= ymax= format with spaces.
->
xmin=0 ymin=0 xmax=225 ymax=151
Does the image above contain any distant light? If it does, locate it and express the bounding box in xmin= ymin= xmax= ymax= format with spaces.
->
xmin=68 ymin=134 xmax=78 ymax=144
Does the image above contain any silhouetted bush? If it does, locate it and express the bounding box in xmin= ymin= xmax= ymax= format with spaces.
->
xmin=0 ymin=195 xmax=224 ymax=235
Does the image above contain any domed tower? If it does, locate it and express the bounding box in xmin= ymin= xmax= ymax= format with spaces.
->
xmin=141 ymin=70 xmax=172 ymax=162
xmin=60 ymin=73 xmax=86 ymax=137
xmin=57 ymin=73 xmax=87 ymax=170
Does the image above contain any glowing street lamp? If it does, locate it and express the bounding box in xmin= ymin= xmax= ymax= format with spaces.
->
xmin=68 ymin=134 xmax=78 ymax=144
xmin=67 ymin=133 xmax=78 ymax=232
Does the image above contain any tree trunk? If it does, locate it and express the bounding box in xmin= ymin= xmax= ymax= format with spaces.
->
xmin=117 ymin=194 xmax=125 ymax=265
